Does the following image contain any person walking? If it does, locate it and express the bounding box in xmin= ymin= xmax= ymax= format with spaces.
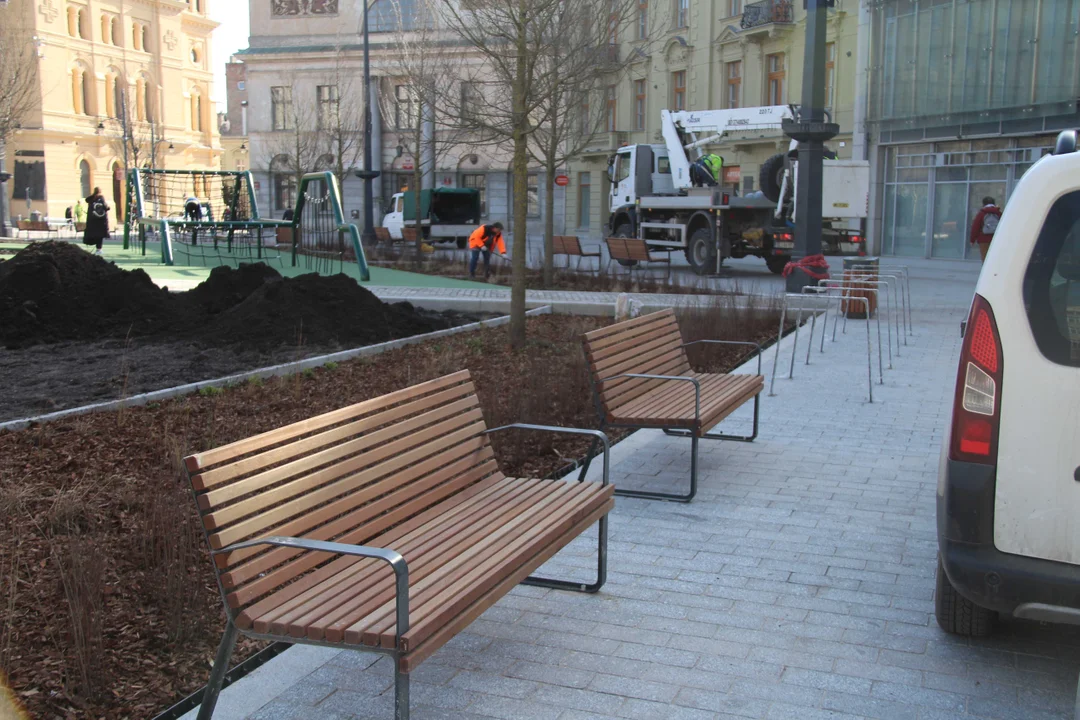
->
xmin=73 ymin=199 xmax=85 ymax=228
xmin=467 ymin=222 xmax=506 ymax=279
xmin=82 ymin=187 xmax=110 ymax=256
xmin=970 ymin=196 xmax=1002 ymax=262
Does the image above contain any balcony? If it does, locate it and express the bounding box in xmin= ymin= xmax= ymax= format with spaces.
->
xmin=740 ymin=0 xmax=793 ymax=30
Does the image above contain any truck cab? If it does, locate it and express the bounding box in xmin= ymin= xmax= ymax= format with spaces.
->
xmin=382 ymin=188 xmax=481 ymax=247
xmin=609 ymin=144 xmax=676 ymax=210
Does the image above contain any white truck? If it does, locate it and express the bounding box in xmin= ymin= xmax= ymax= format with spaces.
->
xmin=606 ymin=105 xmax=870 ymax=274
xmin=382 ymin=188 xmax=481 ymax=248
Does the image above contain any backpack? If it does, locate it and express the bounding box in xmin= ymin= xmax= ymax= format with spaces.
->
xmin=982 ymin=211 xmax=1000 ymax=236
xmin=90 ymin=198 xmax=108 ymax=219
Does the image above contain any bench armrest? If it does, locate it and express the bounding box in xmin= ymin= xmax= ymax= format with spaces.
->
xmin=681 ymin=340 xmax=763 ymax=374
xmin=221 ymin=536 xmax=410 ymax=644
xmin=599 ymin=374 xmax=700 ymax=422
xmin=485 ymin=424 xmax=611 ymax=486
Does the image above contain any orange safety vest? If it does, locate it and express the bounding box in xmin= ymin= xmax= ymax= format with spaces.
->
xmin=468 ymin=225 xmax=505 ymax=254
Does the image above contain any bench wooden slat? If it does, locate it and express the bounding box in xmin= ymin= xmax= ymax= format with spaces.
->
xmin=399 ymin=499 xmax=613 ymax=673
xmin=584 ymin=308 xmax=676 ymax=343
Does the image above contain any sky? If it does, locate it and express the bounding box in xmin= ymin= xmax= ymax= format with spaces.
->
xmin=210 ymin=2 xmax=251 ymax=106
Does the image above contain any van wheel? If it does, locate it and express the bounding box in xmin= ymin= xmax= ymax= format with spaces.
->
xmin=614 ymin=223 xmax=637 ymax=267
xmin=935 ymin=556 xmax=996 ymax=637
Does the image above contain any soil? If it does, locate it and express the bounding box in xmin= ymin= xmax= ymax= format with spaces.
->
xmin=0 ymin=243 xmax=461 ymax=351
xmin=0 ymin=298 xmax=784 ymax=719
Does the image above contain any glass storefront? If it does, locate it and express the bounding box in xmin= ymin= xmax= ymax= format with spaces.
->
xmin=881 ymin=135 xmax=1056 ymax=258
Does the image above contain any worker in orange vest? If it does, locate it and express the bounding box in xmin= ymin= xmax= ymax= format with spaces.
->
xmin=467 ymin=222 xmax=506 ymax=279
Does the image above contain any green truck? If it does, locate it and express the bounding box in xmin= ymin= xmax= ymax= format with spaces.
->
xmin=383 ymin=187 xmax=482 ymax=248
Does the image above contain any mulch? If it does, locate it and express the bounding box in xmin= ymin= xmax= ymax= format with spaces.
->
xmin=0 ymin=309 xmax=781 ymax=720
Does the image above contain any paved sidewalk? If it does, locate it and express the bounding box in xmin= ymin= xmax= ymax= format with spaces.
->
xmin=185 ymin=260 xmax=1080 ymax=720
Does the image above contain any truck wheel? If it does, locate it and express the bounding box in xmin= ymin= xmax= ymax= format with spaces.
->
xmin=935 ymin=557 xmax=996 ymax=637
xmin=759 ymin=154 xmax=787 ymax=203
xmin=457 ymin=237 xmax=467 ymax=249
xmin=685 ymin=227 xmax=716 ymax=276
xmin=614 ymin=223 xmax=637 ymax=267
xmin=766 ymin=255 xmax=790 ymax=275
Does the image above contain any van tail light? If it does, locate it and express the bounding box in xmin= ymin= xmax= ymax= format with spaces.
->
xmin=950 ymin=294 xmax=1003 ymax=464
xmin=851 ymin=235 xmax=864 ymax=244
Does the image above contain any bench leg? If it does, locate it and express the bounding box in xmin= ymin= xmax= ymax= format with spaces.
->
xmin=395 ymin=665 xmax=410 ymax=720
xmin=662 ymin=394 xmax=760 ymax=443
xmin=196 ymin=619 xmax=239 ymax=720
xmin=614 ymin=433 xmax=698 ymax=503
xmin=522 ymin=513 xmax=608 ymax=593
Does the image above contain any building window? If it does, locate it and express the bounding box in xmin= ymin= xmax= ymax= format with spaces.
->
xmin=462 ymin=173 xmax=486 ymax=216
xmin=728 ymin=0 xmax=742 ymax=16
xmin=72 ymin=67 xmax=91 ymax=115
xmin=77 ymin=8 xmax=88 ymax=39
xmin=271 ymin=155 xmax=296 ymax=214
xmin=133 ymin=22 xmax=142 ymax=50
xmin=191 ymin=90 xmax=203 ymax=132
xmin=271 ymin=86 xmax=292 ymax=131
xmin=634 ymin=79 xmax=646 ymax=131
xmin=825 ymin=42 xmax=836 ymax=110
xmin=317 ymin=85 xmax=340 ymax=130
xmin=101 ymin=14 xmax=111 ymax=43
xmin=672 ymin=70 xmax=686 ymax=111
xmin=79 ymin=159 xmax=92 ymax=198
xmin=190 ymin=46 xmax=202 ymax=66
xmin=141 ymin=25 xmax=150 ymax=52
xmin=67 ymin=6 xmax=78 ymax=36
xmin=767 ymin=53 xmax=785 ymax=105
xmin=579 ymin=96 xmax=590 ymax=136
xmin=527 ymin=174 xmax=539 ymax=217
xmin=675 ymin=0 xmax=689 ymax=28
xmin=726 ymin=61 xmax=741 ymax=109
xmin=605 ymin=85 xmax=617 ymax=132
xmin=111 ymin=16 xmax=122 ymax=46
xmin=135 ymin=79 xmax=147 ymax=121
xmin=141 ymin=78 xmax=153 ymax=122
xmin=105 ymin=75 xmax=117 ymax=118
xmin=578 ymin=171 xmax=591 ymax=227
xmin=637 ymin=1 xmax=647 ymax=39
xmin=395 ymin=85 xmax=417 ymax=129
xmin=460 ymin=81 xmax=479 ymax=121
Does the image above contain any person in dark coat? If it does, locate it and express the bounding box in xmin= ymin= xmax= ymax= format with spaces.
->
xmin=82 ymin=187 xmax=110 ymax=256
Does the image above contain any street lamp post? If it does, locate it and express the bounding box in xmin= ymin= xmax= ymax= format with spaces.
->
xmin=783 ymin=0 xmax=839 ymax=292
xmin=355 ymin=0 xmax=380 ymax=245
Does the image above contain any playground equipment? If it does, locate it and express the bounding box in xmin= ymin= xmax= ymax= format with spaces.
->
xmin=123 ymin=169 xmax=370 ymax=281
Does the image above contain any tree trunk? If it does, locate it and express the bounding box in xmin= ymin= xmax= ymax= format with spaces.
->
xmin=412 ymin=123 xmax=423 ymax=263
xmin=543 ymin=147 xmax=557 ymax=287
xmin=509 ymin=0 xmax=529 ymax=348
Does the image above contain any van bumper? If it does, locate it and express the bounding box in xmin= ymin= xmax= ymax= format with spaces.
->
xmin=938 ymin=459 xmax=1080 ymax=615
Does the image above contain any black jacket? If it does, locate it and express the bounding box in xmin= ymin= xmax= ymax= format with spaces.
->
xmin=83 ymin=194 xmax=111 ymax=242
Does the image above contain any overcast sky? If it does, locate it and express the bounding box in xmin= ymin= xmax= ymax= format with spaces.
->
xmin=210 ymin=2 xmax=251 ymax=106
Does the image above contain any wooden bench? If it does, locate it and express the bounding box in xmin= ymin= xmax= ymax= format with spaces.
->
xmin=554 ymin=235 xmax=601 ymax=273
xmin=184 ymin=370 xmax=613 ymax=720
xmin=375 ymin=226 xmax=393 ymax=244
xmin=581 ymin=308 xmax=764 ymax=503
xmin=401 ymin=226 xmax=421 ymax=245
xmin=605 ymin=236 xmax=672 ymax=280
xmin=16 ymin=219 xmax=61 ymax=239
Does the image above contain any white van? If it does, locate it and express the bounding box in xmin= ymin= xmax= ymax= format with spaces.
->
xmin=936 ymin=130 xmax=1080 ymax=636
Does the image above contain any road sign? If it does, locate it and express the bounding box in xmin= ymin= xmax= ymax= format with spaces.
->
xmin=554 ymin=175 xmax=570 ymax=187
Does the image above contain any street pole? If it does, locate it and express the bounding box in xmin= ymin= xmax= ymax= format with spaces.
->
xmin=783 ymin=0 xmax=839 ymax=292
xmin=355 ymin=0 xmax=380 ymax=245
xmin=0 ymin=142 xmax=10 ymax=238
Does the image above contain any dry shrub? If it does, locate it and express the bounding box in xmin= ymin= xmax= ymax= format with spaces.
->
xmin=677 ymin=293 xmax=783 ymax=372
xmin=51 ymin=537 xmax=105 ymax=703
xmin=44 ymin=479 xmax=95 ymax=535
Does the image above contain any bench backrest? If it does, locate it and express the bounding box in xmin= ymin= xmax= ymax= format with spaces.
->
xmin=582 ymin=308 xmax=690 ymax=418
xmin=402 ymin=226 xmax=420 ymax=243
xmin=375 ymin=227 xmax=392 ymax=242
xmin=605 ymin=237 xmax=653 ymax=262
xmin=184 ymin=370 xmax=501 ymax=613
xmin=553 ymin=236 xmax=583 ymax=255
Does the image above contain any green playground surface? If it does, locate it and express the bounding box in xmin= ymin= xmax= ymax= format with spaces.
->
xmin=0 ymin=240 xmax=491 ymax=292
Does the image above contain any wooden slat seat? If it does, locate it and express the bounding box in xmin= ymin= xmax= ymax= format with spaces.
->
xmin=554 ymin=235 xmax=601 ymax=273
xmin=185 ymin=370 xmax=613 ymax=720
xmin=605 ymin=237 xmax=672 ymax=280
xmin=375 ymin=226 xmax=393 ymax=243
xmin=581 ymin=308 xmax=763 ymax=502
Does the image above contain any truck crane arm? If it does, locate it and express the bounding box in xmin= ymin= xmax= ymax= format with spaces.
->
xmin=661 ymin=105 xmax=797 ymax=190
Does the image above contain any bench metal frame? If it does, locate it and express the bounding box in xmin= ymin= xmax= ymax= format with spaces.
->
xmin=193 ymin=423 xmax=610 ymax=720
xmin=554 ymin=236 xmax=602 ymax=274
xmin=581 ymin=340 xmax=762 ymax=504
xmin=604 ymin=237 xmax=673 ymax=281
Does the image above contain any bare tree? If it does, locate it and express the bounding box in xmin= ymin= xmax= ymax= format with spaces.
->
xmin=317 ymin=49 xmax=366 ymax=193
xmin=378 ymin=0 xmax=468 ymax=259
xmin=0 ymin=20 xmax=39 ymax=235
xmin=528 ymin=0 xmax=643 ymax=285
xmin=258 ymin=76 xmax=324 ymax=215
xmin=439 ymin=0 xmax=567 ymax=347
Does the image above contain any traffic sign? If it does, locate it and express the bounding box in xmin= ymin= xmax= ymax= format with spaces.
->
xmin=554 ymin=175 xmax=570 ymax=187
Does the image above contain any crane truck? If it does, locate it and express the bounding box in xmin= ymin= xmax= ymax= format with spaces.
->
xmin=606 ymin=105 xmax=870 ymax=275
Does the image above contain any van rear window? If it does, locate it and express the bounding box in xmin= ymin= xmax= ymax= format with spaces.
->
xmin=1023 ymin=191 xmax=1080 ymax=366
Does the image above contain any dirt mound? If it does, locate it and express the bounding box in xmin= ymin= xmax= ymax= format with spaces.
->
xmin=202 ymin=272 xmax=451 ymax=351
xmin=0 ymin=243 xmax=456 ymax=351
xmin=0 ymin=242 xmax=176 ymax=348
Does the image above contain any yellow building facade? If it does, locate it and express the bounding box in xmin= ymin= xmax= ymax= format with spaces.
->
xmin=568 ymin=0 xmax=860 ymax=238
xmin=3 ymin=0 xmax=221 ymax=221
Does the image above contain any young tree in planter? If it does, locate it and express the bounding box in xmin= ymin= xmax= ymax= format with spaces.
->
xmin=528 ymin=0 xmax=643 ymax=286
xmin=378 ymin=0 xmax=468 ymax=260
xmin=439 ymin=0 xmax=570 ymax=348
xmin=0 ymin=22 xmax=39 ymax=236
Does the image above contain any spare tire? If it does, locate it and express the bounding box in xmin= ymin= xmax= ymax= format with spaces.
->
xmin=759 ymin=153 xmax=786 ymax=203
